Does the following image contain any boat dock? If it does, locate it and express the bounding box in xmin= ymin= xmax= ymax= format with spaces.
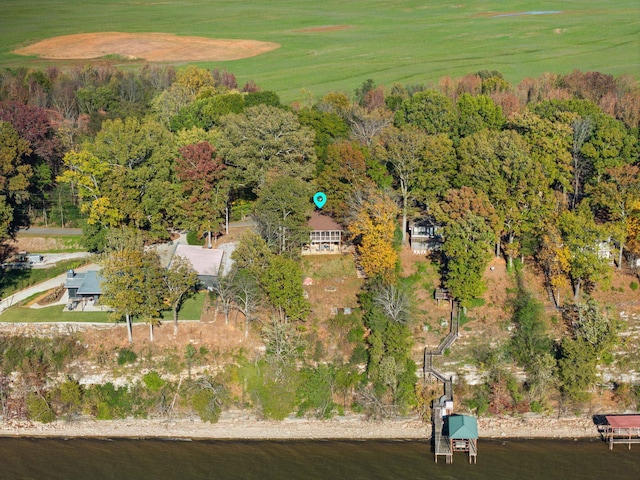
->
xmin=426 ymin=301 xmax=477 ymax=464
xmin=603 ymin=415 xmax=640 ymax=450
xmin=433 ymin=405 xmax=452 ymax=463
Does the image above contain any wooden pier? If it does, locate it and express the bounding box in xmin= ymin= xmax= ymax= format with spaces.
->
xmin=426 ymin=301 xmax=477 ymax=464
xmin=433 ymin=405 xmax=452 ymax=463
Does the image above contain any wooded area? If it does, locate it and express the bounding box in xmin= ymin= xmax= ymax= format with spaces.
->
xmin=0 ymin=64 xmax=639 ymax=423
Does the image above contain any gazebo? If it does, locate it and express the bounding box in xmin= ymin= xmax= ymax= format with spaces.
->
xmin=446 ymin=415 xmax=478 ymax=463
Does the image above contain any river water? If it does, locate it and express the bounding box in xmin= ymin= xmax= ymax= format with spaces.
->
xmin=0 ymin=437 xmax=638 ymax=479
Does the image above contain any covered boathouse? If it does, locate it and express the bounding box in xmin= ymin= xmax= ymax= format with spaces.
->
xmin=434 ymin=411 xmax=478 ymax=464
xmin=603 ymin=415 xmax=640 ymax=450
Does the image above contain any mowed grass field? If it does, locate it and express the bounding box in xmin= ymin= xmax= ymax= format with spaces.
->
xmin=0 ymin=0 xmax=638 ymax=102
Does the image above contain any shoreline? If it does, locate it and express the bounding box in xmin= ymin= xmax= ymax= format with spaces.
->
xmin=0 ymin=413 xmax=600 ymax=441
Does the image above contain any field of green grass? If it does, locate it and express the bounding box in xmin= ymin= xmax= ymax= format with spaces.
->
xmin=0 ymin=1 xmax=638 ymax=101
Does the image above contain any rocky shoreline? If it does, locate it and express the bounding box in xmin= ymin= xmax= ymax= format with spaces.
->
xmin=0 ymin=412 xmax=600 ymax=440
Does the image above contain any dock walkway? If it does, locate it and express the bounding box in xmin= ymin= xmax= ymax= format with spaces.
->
xmin=433 ymin=405 xmax=452 ymax=463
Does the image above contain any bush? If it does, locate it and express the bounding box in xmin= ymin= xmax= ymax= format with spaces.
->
xmin=26 ymin=392 xmax=56 ymax=423
xmin=630 ymin=281 xmax=638 ymax=291
xmin=87 ymin=383 xmax=134 ymax=419
xmin=186 ymin=230 xmax=200 ymax=245
xmin=296 ymin=365 xmax=335 ymax=419
xmin=117 ymin=348 xmax=137 ymax=365
xmin=142 ymin=371 xmax=165 ymax=392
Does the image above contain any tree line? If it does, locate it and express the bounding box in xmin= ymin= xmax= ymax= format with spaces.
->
xmin=0 ymin=63 xmax=639 ymax=417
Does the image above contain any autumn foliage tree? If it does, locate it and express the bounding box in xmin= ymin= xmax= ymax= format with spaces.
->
xmin=348 ymin=188 xmax=399 ymax=282
xmin=175 ymin=141 xmax=227 ymax=242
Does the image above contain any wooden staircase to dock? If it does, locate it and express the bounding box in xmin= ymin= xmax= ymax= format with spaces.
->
xmin=424 ymin=301 xmax=461 ymax=463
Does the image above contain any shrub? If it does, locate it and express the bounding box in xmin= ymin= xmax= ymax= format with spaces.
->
xmin=142 ymin=371 xmax=165 ymax=392
xmin=186 ymin=230 xmax=200 ymax=245
xmin=630 ymin=281 xmax=638 ymax=291
xmin=87 ymin=383 xmax=133 ymax=419
xmin=530 ymin=400 xmax=544 ymax=414
xmin=26 ymin=392 xmax=56 ymax=423
xmin=296 ymin=365 xmax=335 ymax=419
xmin=117 ymin=348 xmax=137 ymax=365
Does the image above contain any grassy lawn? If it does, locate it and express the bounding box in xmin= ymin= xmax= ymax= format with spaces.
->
xmin=0 ymin=304 xmax=110 ymax=323
xmin=0 ymin=1 xmax=637 ymax=102
xmin=0 ymin=292 xmax=205 ymax=323
xmin=160 ymin=292 xmax=206 ymax=321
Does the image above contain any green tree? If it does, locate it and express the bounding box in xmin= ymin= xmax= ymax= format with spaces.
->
xmin=456 ymin=93 xmax=505 ymax=137
xmin=414 ymin=133 xmax=457 ymax=207
xmin=395 ymin=90 xmax=456 ymax=136
xmin=59 ymin=117 xmax=178 ymax=240
xmin=170 ymin=93 xmax=245 ymax=131
xmin=435 ymin=187 xmax=497 ymax=305
xmin=588 ymin=164 xmax=640 ymax=269
xmin=230 ymin=230 xmax=273 ymax=280
xmin=509 ymin=280 xmax=552 ymax=369
xmin=510 ymin=110 xmax=573 ymax=197
xmin=261 ymin=256 xmax=310 ymax=321
xmin=297 ymin=364 xmax=336 ymax=418
xmin=558 ymin=337 xmax=598 ymax=403
xmin=458 ymin=129 xmax=551 ymax=265
xmin=377 ymin=125 xmax=424 ymax=243
xmin=296 ymin=108 xmax=349 ymax=169
xmin=164 ymin=255 xmax=199 ymax=335
xmin=218 ymin=105 xmax=316 ymax=190
xmin=0 ymin=121 xmax=32 ymax=240
xmin=315 ymin=141 xmax=371 ymax=220
xmin=101 ymin=230 xmax=166 ymax=343
xmin=254 ymin=175 xmax=313 ymax=254
xmin=557 ymin=206 xmax=610 ymax=300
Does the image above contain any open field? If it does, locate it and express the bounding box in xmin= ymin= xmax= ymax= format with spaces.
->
xmin=0 ymin=1 xmax=638 ymax=102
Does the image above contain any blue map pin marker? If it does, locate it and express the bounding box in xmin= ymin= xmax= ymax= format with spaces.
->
xmin=313 ymin=192 xmax=327 ymax=209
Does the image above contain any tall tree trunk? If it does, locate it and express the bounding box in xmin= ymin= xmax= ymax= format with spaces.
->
xmin=618 ymin=241 xmax=624 ymax=270
xmin=126 ymin=313 xmax=133 ymax=343
xmin=401 ymin=187 xmax=408 ymax=244
xmin=149 ymin=323 xmax=154 ymax=342
xmin=173 ymin=304 xmax=179 ymax=336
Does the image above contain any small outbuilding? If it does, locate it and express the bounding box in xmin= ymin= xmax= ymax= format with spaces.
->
xmin=64 ymin=269 xmax=104 ymax=310
xmin=445 ymin=414 xmax=478 ymax=463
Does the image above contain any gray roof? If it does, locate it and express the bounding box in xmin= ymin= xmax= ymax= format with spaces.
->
xmin=77 ymin=270 xmax=103 ymax=295
xmin=64 ymin=270 xmax=103 ymax=295
xmin=171 ymin=245 xmax=224 ymax=277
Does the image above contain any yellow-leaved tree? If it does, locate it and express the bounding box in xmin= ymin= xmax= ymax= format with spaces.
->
xmin=348 ymin=187 xmax=399 ymax=281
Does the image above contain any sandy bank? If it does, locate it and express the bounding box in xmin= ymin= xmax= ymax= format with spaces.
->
xmin=0 ymin=412 xmax=599 ymax=440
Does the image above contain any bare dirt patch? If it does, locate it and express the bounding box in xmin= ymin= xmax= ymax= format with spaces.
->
xmin=294 ymin=25 xmax=352 ymax=33
xmin=13 ymin=32 xmax=280 ymax=62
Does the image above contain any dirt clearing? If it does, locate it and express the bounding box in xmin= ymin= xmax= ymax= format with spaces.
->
xmin=14 ymin=32 xmax=280 ymax=62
